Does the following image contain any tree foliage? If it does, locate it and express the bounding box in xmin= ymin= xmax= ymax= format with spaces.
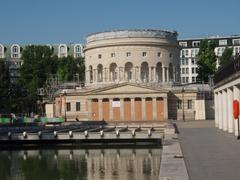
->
xmin=16 ymin=45 xmax=85 ymax=113
xmin=0 ymin=59 xmax=10 ymax=112
xmin=56 ymin=56 xmax=85 ymax=82
xmin=197 ymin=39 xmax=217 ymax=83
xmin=219 ymin=47 xmax=233 ymax=68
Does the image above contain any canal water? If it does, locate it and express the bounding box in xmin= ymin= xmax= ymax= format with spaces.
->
xmin=0 ymin=148 xmax=161 ymax=180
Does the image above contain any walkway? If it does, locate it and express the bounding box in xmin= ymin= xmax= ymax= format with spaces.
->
xmin=177 ymin=120 xmax=240 ymax=180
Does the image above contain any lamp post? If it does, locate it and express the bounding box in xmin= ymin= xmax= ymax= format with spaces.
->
xmin=182 ymin=87 xmax=185 ymax=121
xmin=63 ymin=91 xmax=67 ymax=122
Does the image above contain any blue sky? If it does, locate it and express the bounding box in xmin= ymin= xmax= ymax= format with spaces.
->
xmin=0 ymin=0 xmax=239 ymax=44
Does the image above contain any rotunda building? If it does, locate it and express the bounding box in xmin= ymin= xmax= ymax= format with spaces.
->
xmin=84 ymin=29 xmax=180 ymax=86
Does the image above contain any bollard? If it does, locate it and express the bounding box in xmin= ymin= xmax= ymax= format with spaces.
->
xmin=23 ymin=131 xmax=27 ymax=139
xmin=8 ymin=132 xmax=11 ymax=139
xmin=69 ymin=131 xmax=73 ymax=138
xmin=100 ymin=130 xmax=104 ymax=137
xmin=116 ymin=129 xmax=120 ymax=137
xmin=53 ymin=131 xmax=57 ymax=138
xmin=132 ymin=130 xmax=136 ymax=137
xmin=148 ymin=129 xmax=152 ymax=137
xmin=38 ymin=131 xmax=42 ymax=138
xmin=84 ymin=130 xmax=88 ymax=137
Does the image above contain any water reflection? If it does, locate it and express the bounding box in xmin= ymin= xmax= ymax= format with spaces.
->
xmin=0 ymin=148 xmax=161 ymax=180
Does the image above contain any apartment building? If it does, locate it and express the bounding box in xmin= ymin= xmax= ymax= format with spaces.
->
xmin=178 ymin=35 xmax=240 ymax=84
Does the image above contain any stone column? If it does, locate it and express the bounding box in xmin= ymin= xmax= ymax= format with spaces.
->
xmin=102 ymin=68 xmax=106 ymax=82
xmin=120 ymin=98 xmax=124 ymax=121
xmin=109 ymin=99 xmax=113 ymax=121
xmin=142 ymin=97 xmax=146 ymax=120
xmin=137 ymin=67 xmax=141 ymax=82
xmin=227 ymin=88 xmax=234 ymax=133
xmin=218 ymin=92 xmax=223 ymax=130
xmin=105 ymin=68 xmax=109 ymax=82
xmin=153 ymin=67 xmax=156 ymax=82
xmin=214 ymin=93 xmax=219 ymax=128
xmin=233 ymin=86 xmax=240 ymax=136
xmin=131 ymin=98 xmax=135 ymax=120
xmin=173 ymin=66 xmax=176 ymax=82
xmin=162 ymin=66 xmax=165 ymax=82
xmin=166 ymin=67 xmax=169 ymax=82
xmin=99 ymin=99 xmax=103 ymax=120
xmin=85 ymin=70 xmax=89 ymax=84
xmin=118 ymin=67 xmax=123 ymax=81
xmin=153 ymin=97 xmax=157 ymax=120
xmin=149 ymin=67 xmax=152 ymax=82
xmin=222 ymin=90 xmax=228 ymax=131
xmin=93 ymin=69 xmax=96 ymax=82
xmin=88 ymin=99 xmax=92 ymax=120
xmin=163 ymin=97 xmax=168 ymax=120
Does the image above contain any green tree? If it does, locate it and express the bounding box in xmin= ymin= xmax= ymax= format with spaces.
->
xmin=56 ymin=56 xmax=85 ymax=82
xmin=219 ymin=47 xmax=233 ymax=68
xmin=18 ymin=45 xmax=57 ymax=113
xmin=197 ymin=39 xmax=217 ymax=83
xmin=0 ymin=59 xmax=10 ymax=112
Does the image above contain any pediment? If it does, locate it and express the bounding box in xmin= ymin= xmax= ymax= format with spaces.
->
xmin=89 ymin=84 xmax=165 ymax=95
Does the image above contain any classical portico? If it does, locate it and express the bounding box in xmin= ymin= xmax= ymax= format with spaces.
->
xmin=87 ymin=83 xmax=168 ymax=121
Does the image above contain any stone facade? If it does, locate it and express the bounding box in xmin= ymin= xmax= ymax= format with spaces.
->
xmin=84 ymin=30 xmax=180 ymax=86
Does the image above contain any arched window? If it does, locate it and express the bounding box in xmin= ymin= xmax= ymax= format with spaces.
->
xmin=58 ymin=44 xmax=67 ymax=58
xmin=141 ymin=62 xmax=149 ymax=82
xmin=110 ymin=63 xmax=117 ymax=81
xmin=74 ymin=44 xmax=82 ymax=58
xmin=156 ymin=62 xmax=163 ymax=82
xmin=0 ymin=44 xmax=4 ymax=58
xmin=11 ymin=44 xmax=20 ymax=58
xmin=97 ymin=64 xmax=103 ymax=82
xmin=124 ymin=62 xmax=133 ymax=81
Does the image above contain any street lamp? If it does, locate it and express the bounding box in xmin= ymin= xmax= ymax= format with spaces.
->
xmin=182 ymin=87 xmax=185 ymax=121
xmin=63 ymin=91 xmax=67 ymax=122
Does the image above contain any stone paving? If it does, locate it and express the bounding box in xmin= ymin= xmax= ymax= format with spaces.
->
xmin=177 ymin=120 xmax=240 ymax=180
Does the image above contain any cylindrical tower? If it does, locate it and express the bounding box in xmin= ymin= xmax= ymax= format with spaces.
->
xmin=84 ymin=29 xmax=180 ymax=86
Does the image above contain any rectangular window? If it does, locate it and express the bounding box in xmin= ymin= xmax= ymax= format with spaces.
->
xmin=142 ymin=52 xmax=147 ymax=57
xmin=177 ymin=100 xmax=182 ymax=109
xmin=182 ymin=77 xmax=185 ymax=83
xmin=181 ymin=59 xmax=185 ymax=65
xmin=186 ymin=77 xmax=189 ymax=83
xmin=185 ymin=59 xmax=188 ymax=65
xmin=179 ymin=42 xmax=187 ymax=47
xmin=182 ymin=68 xmax=185 ymax=74
xmin=158 ymin=52 xmax=161 ymax=57
xmin=98 ymin=54 xmax=102 ymax=59
xmin=191 ymin=59 xmax=195 ymax=65
xmin=192 ymin=77 xmax=195 ymax=82
xmin=186 ymin=68 xmax=189 ymax=74
xmin=192 ymin=67 xmax=195 ymax=74
xmin=76 ymin=102 xmax=80 ymax=111
xmin=66 ymin=103 xmax=71 ymax=112
xmin=187 ymin=100 xmax=192 ymax=109
xmin=192 ymin=41 xmax=200 ymax=47
xmin=111 ymin=53 xmax=115 ymax=57
xmin=219 ymin=39 xmax=227 ymax=46
xmin=233 ymin=39 xmax=240 ymax=45
xmin=126 ymin=52 xmax=131 ymax=57
xmin=185 ymin=50 xmax=189 ymax=56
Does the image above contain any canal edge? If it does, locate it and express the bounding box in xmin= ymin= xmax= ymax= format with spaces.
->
xmin=159 ymin=124 xmax=189 ymax=180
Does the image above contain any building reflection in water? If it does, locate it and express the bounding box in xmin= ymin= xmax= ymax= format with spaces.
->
xmin=0 ymin=148 xmax=161 ymax=180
